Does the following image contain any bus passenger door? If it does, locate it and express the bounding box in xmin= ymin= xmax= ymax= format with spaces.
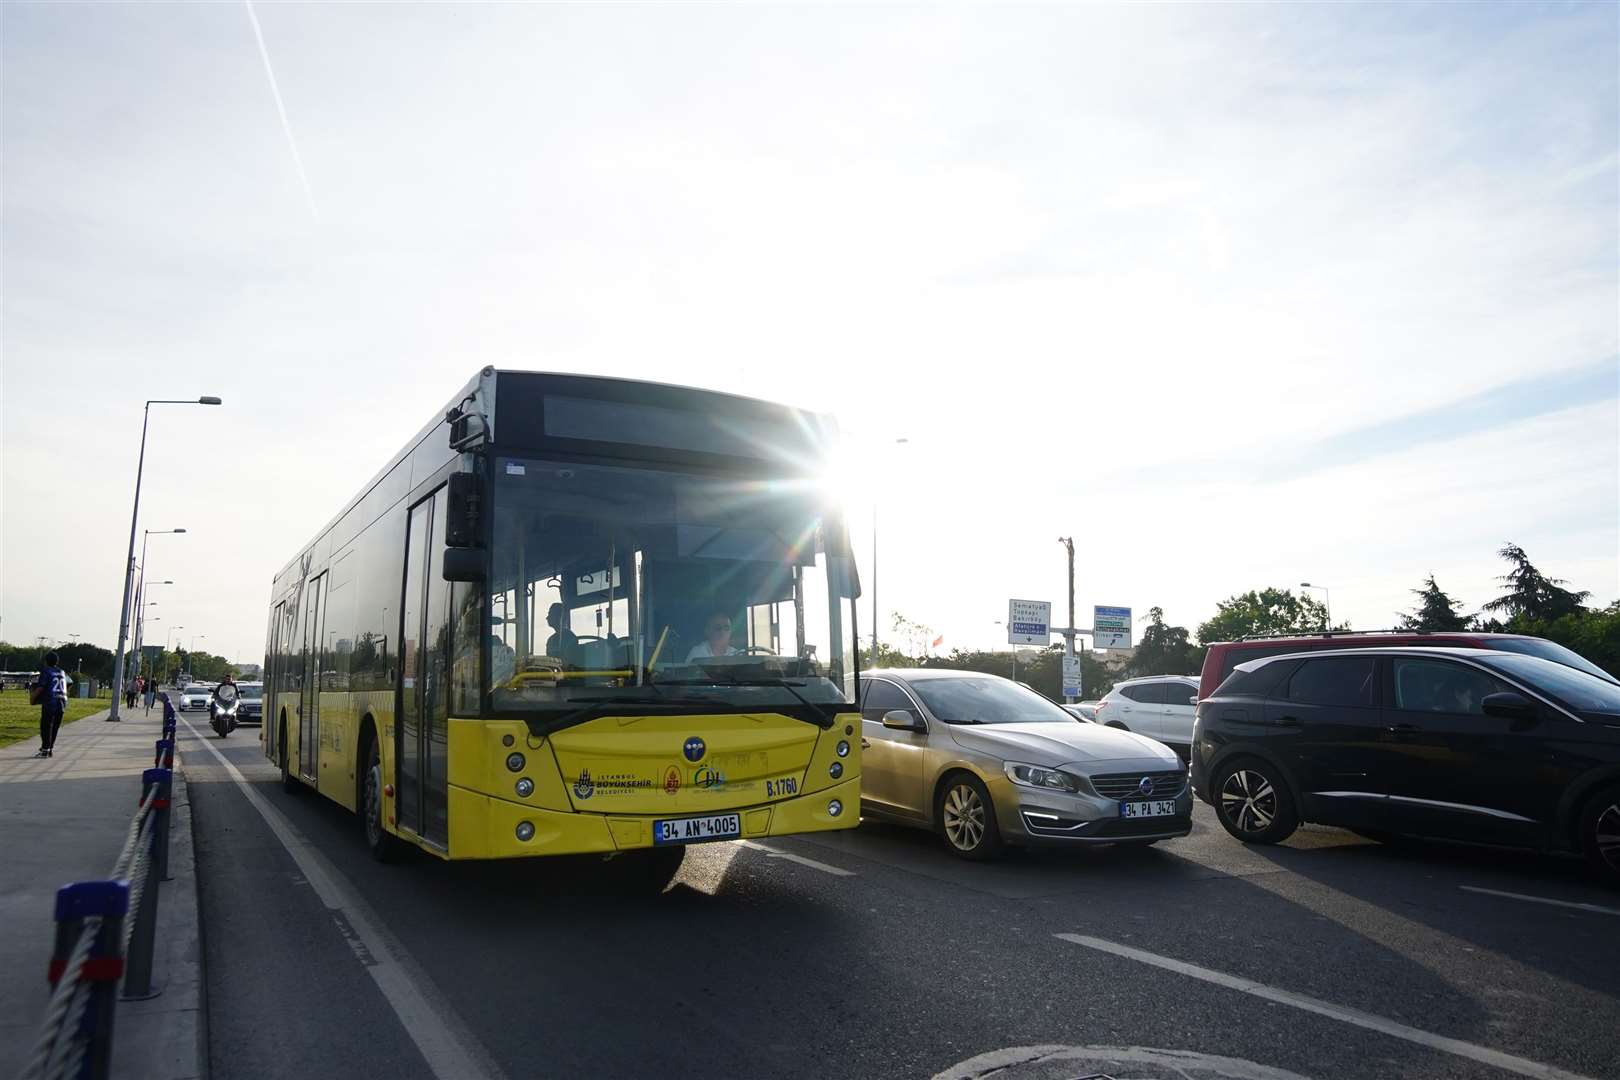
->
xmin=398 ymin=489 xmax=451 ymax=848
xmin=299 ymin=573 xmax=326 ymax=782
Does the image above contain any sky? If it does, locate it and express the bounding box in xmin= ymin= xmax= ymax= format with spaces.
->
xmin=2 ymin=1 xmax=1616 ymax=669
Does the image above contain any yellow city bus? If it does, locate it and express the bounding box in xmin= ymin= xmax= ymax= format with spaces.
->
xmin=262 ymin=369 xmax=861 ymax=884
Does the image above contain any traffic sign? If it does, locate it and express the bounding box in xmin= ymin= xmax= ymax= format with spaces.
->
xmin=1007 ymin=599 xmax=1051 ymax=646
xmin=1061 ymin=653 xmax=1082 ymax=698
xmin=1094 ymin=605 xmax=1132 ymax=649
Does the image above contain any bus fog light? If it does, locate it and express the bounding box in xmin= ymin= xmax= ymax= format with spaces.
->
xmin=829 ymin=761 xmax=843 ymax=780
xmin=835 ymin=740 xmax=850 ymax=758
xmin=828 ymin=799 xmax=843 ymax=818
xmin=506 ymin=752 xmax=526 ymax=773
xmin=515 ymin=821 xmax=536 ymax=842
xmin=515 ymin=778 xmax=535 ymax=798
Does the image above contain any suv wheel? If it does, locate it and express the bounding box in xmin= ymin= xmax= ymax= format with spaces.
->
xmin=1579 ymin=783 xmax=1620 ymax=889
xmin=937 ymin=774 xmax=1003 ymax=860
xmin=1213 ymin=758 xmax=1298 ymax=844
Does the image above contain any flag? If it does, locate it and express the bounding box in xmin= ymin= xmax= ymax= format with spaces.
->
xmin=931 ymin=634 xmax=944 ymax=648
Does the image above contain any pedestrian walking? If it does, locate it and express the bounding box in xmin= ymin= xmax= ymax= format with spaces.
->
xmin=125 ymin=675 xmax=138 ymax=711
xmin=31 ymin=651 xmax=70 ymax=758
xmin=144 ymin=677 xmax=158 ymax=714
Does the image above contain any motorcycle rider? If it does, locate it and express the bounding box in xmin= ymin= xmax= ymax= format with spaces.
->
xmin=211 ymin=673 xmax=240 ymax=733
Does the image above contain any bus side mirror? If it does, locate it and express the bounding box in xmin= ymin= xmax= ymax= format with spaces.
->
xmin=445 ymin=473 xmax=481 ymax=548
xmin=443 ymin=548 xmax=485 ymax=582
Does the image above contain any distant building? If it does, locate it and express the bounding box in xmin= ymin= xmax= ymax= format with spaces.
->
xmin=234 ymin=663 xmax=263 ymax=680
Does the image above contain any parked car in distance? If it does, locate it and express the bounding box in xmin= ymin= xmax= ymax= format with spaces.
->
xmin=1198 ymin=630 xmax=1617 ymax=703
xmin=179 ymin=684 xmax=214 ymax=712
xmin=1061 ymin=701 xmax=1101 ymax=722
xmin=237 ymin=682 xmax=264 ymax=725
xmin=859 ymin=669 xmax=1191 ymax=860
xmin=1191 ymin=647 xmax=1620 ymax=886
xmin=1093 ymin=676 xmax=1199 ymax=757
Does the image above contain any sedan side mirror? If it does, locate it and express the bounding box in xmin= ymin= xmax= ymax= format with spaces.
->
xmin=1481 ymin=691 xmax=1537 ymax=722
xmin=882 ymin=709 xmax=921 ymax=731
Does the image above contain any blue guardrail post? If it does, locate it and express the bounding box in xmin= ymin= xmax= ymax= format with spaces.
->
xmin=51 ymin=880 xmax=129 ymax=1080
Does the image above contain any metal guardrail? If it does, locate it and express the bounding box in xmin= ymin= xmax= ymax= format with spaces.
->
xmin=17 ymin=696 xmax=180 ymax=1080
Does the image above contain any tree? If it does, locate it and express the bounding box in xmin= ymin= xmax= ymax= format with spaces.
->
xmin=1397 ymin=574 xmax=1472 ymax=632
xmin=1196 ymin=588 xmax=1340 ymax=644
xmin=1127 ymin=607 xmax=1203 ymax=677
xmin=1483 ymin=543 xmax=1590 ymax=622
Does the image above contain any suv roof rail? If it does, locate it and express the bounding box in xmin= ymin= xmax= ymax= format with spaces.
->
xmin=1228 ymin=628 xmax=1460 ymax=643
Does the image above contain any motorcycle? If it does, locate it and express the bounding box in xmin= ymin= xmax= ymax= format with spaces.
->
xmin=210 ymin=694 xmax=240 ymax=738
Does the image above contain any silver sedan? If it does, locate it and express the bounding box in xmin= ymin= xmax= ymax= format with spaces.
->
xmin=859 ymin=669 xmax=1191 ymax=859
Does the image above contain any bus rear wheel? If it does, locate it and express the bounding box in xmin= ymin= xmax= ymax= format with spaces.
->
xmin=364 ymin=740 xmax=402 ymax=863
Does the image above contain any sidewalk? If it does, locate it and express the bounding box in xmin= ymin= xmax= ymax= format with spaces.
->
xmin=0 ymin=707 xmax=204 ymax=1080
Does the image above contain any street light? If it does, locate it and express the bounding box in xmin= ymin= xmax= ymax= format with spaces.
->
xmin=110 ymin=398 xmax=220 ymax=721
xmin=1300 ymin=582 xmax=1332 ymax=630
xmin=132 ymin=528 xmax=186 ymax=678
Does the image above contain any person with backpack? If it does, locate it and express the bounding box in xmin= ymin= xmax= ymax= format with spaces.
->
xmin=32 ymin=651 xmax=70 ymax=758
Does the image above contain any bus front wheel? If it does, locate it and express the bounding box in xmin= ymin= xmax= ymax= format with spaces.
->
xmin=364 ymin=740 xmax=402 ymax=863
xmin=279 ymin=717 xmax=299 ymax=794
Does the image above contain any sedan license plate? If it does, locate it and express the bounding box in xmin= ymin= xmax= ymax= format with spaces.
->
xmin=653 ymin=813 xmax=741 ymax=845
xmin=1120 ymin=799 xmax=1179 ymax=819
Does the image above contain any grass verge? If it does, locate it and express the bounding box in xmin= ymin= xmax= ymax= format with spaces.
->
xmin=0 ymin=697 xmax=109 ymax=749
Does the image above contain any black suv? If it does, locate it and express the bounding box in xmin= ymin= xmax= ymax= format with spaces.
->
xmin=1190 ymin=647 xmax=1620 ymax=885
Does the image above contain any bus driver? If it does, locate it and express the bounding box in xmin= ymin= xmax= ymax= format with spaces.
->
xmin=685 ymin=612 xmax=741 ymax=662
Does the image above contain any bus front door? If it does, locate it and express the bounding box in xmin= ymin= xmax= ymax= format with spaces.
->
xmin=399 ymin=489 xmax=450 ymax=848
xmin=299 ymin=573 xmax=326 ymax=782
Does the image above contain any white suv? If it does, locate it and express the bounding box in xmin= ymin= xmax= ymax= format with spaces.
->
xmin=1094 ymin=676 xmax=1199 ymax=757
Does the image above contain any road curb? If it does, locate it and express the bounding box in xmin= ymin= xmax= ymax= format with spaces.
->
xmin=112 ymin=751 xmax=206 ymax=1080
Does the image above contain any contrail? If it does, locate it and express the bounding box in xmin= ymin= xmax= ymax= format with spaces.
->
xmin=244 ymin=0 xmax=318 ymax=220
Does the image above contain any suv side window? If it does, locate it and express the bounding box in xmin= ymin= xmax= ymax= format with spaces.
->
xmin=1285 ymin=657 xmax=1376 ymax=707
xmin=1122 ymin=682 xmax=1166 ymax=705
xmin=1165 ymin=681 xmax=1197 ymax=707
xmin=1221 ymin=644 xmax=1316 ymax=685
xmin=861 ymin=679 xmax=912 ymax=723
xmin=1391 ymin=659 xmax=1506 ymax=716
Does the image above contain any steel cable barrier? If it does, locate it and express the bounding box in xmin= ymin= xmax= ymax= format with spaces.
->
xmin=17 ymin=695 xmax=180 ymax=1080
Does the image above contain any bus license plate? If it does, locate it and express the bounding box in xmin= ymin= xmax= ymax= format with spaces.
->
xmin=1120 ymin=800 xmax=1179 ymax=819
xmin=653 ymin=813 xmax=742 ymax=845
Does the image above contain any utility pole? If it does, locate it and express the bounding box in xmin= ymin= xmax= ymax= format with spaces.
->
xmin=1058 ymin=537 xmax=1077 ymax=704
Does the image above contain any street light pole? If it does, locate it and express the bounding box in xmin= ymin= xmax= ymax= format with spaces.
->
xmin=1058 ymin=536 xmax=1076 ymax=703
xmin=132 ymin=529 xmax=185 ymax=679
xmin=109 ymin=398 xmax=220 ymax=720
xmin=1300 ymin=582 xmax=1332 ymax=630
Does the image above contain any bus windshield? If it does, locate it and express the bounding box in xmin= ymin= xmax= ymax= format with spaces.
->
xmin=488 ymin=457 xmax=857 ymax=722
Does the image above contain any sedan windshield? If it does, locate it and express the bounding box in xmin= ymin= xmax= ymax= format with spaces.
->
xmin=907 ymin=677 xmax=1072 ymax=725
xmin=1479 ymin=653 xmax=1620 ymax=714
xmin=486 ymin=458 xmax=858 ymax=722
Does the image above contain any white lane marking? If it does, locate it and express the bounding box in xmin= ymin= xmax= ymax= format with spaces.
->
xmin=1460 ymin=886 xmax=1620 ymax=918
xmin=933 ymin=1043 xmax=1312 ymax=1080
xmin=736 ymin=839 xmax=856 ymax=877
xmin=1056 ymin=933 xmax=1598 ymax=1080
xmin=179 ymin=719 xmax=506 ymax=1080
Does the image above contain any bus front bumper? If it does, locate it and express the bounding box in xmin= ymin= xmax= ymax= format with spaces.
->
xmin=445 ymin=776 xmax=862 ymax=860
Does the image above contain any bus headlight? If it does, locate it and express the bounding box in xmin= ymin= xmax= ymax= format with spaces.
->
xmin=829 ymin=761 xmax=843 ymax=780
xmin=506 ymin=752 xmax=525 ymax=773
xmin=515 ymin=778 xmax=535 ymax=798
xmin=836 ymin=740 xmax=850 ymax=758
xmin=828 ymin=799 xmax=843 ymax=818
xmin=515 ymin=821 xmax=535 ymax=842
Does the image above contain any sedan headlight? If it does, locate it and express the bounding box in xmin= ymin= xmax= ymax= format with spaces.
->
xmin=1003 ymin=762 xmax=1081 ymax=793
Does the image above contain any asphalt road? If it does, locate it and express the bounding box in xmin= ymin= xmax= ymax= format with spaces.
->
xmin=175 ymin=713 xmax=1620 ymax=1080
